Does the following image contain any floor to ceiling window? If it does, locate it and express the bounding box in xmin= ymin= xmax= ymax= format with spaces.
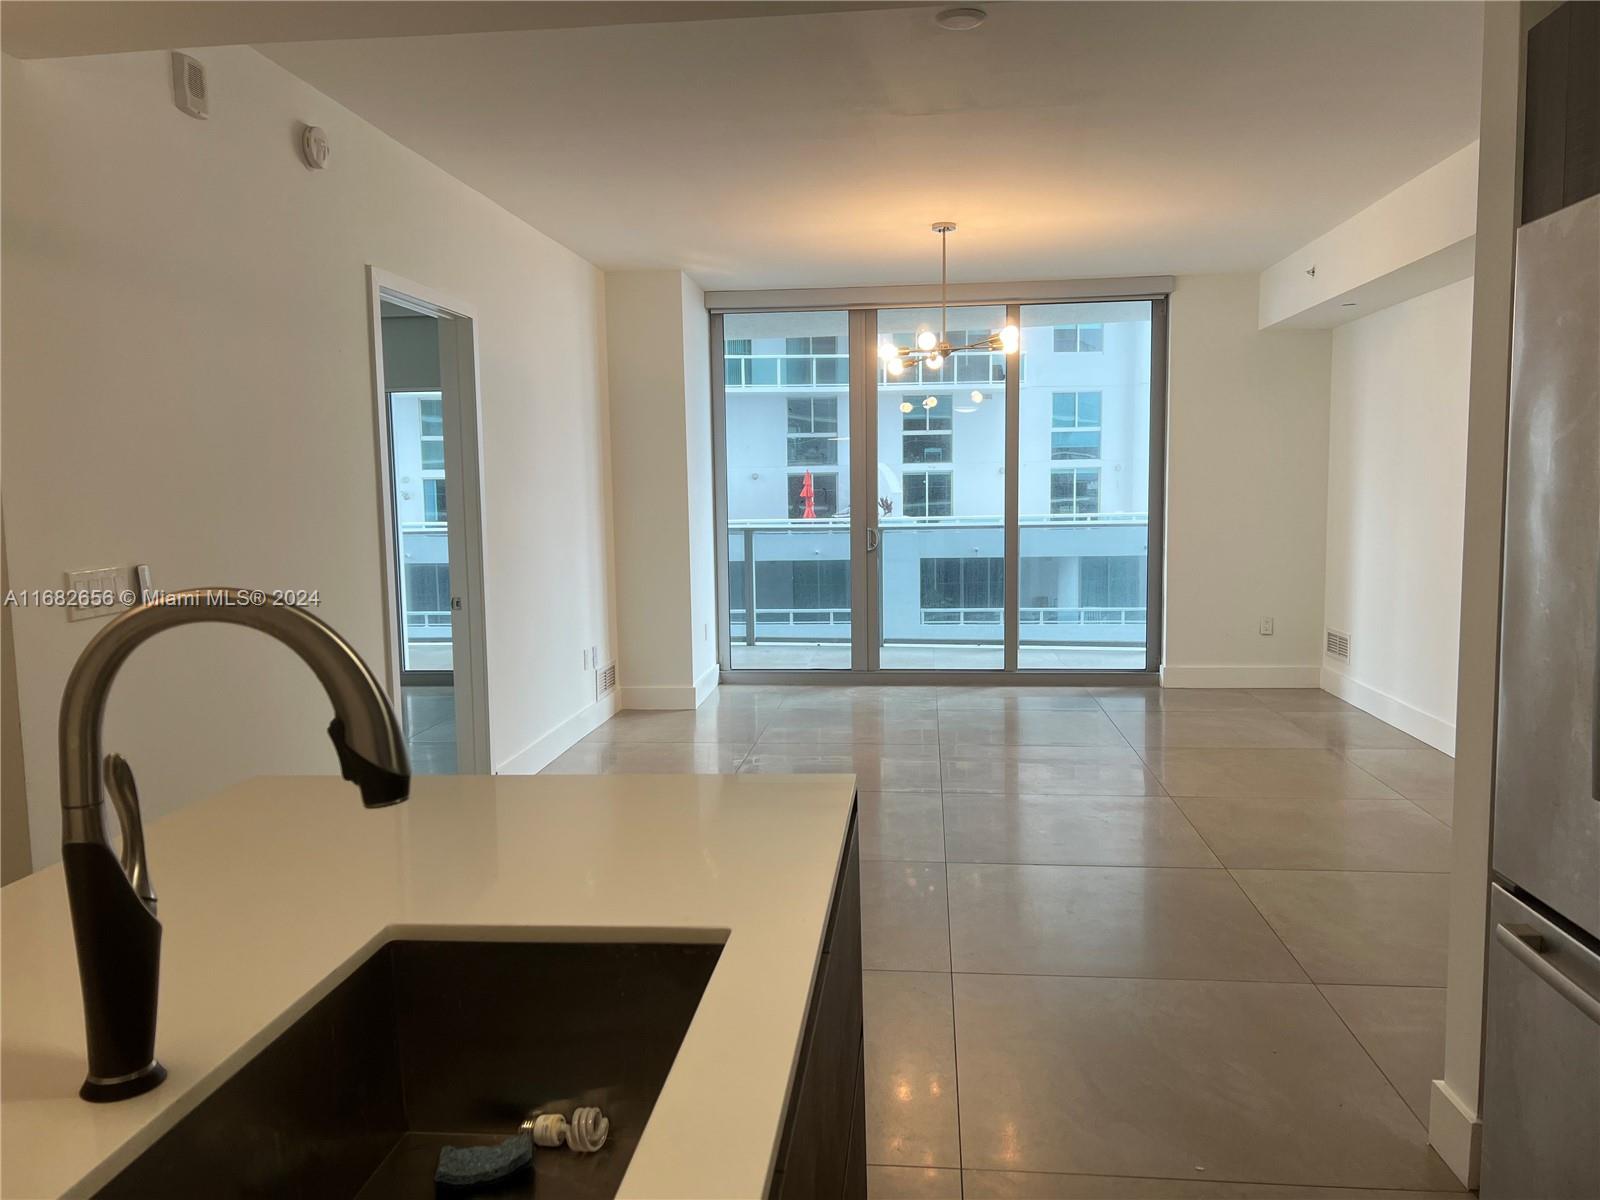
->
xmin=1018 ymin=301 xmax=1154 ymax=669
xmin=720 ymin=311 xmax=852 ymax=669
xmin=713 ymin=291 xmax=1165 ymax=678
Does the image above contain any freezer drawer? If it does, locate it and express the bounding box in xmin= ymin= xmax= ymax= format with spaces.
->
xmin=1480 ymin=885 xmax=1600 ymax=1200
xmin=1495 ymin=193 xmax=1600 ymax=941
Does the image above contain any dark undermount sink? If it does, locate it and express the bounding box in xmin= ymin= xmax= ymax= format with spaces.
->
xmin=96 ymin=939 xmax=724 ymax=1200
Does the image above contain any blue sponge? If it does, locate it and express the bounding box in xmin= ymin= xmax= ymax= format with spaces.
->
xmin=434 ymin=1132 xmax=534 ymax=1189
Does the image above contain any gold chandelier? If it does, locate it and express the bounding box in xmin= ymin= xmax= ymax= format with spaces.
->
xmin=878 ymin=223 xmax=1020 ymax=384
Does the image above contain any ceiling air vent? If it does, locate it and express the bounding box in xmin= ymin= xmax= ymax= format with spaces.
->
xmin=1325 ymin=628 xmax=1352 ymax=662
xmin=595 ymin=662 xmax=617 ymax=701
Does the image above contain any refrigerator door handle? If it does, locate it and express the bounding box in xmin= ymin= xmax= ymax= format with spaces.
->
xmin=1495 ymin=923 xmax=1600 ymax=1026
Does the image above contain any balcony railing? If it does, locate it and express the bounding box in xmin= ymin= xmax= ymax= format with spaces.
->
xmin=879 ymin=351 xmax=1010 ymax=388
xmin=929 ymin=606 xmax=1148 ymax=627
xmin=727 ymin=607 xmax=1146 ymax=639
xmin=723 ymin=351 xmax=1016 ymax=389
xmin=725 ymin=353 xmax=848 ymax=389
xmin=406 ymin=610 xmax=453 ymax=640
xmin=728 ymin=513 xmax=1149 ymax=529
xmin=730 ymin=608 xmax=851 ymax=628
xmin=726 ymin=516 xmax=1149 ymax=647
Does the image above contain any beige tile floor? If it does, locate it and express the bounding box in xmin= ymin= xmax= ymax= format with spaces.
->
xmin=544 ymin=684 xmax=1463 ymax=1198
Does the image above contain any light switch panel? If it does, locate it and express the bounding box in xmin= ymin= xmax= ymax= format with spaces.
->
xmin=65 ymin=567 xmax=130 ymax=622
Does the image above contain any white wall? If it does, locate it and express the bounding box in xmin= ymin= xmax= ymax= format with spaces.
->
xmin=1 ymin=529 xmax=30 ymax=884
xmin=2 ymin=46 xmax=616 ymax=865
xmin=1322 ymin=279 xmax=1472 ymax=750
xmin=605 ymin=269 xmax=714 ymax=707
xmin=1164 ymin=274 xmax=1333 ymax=686
xmin=680 ymin=275 xmax=718 ymax=692
xmin=1433 ymin=3 xmax=1522 ymax=1183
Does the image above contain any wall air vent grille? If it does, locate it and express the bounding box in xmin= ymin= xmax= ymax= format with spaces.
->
xmin=596 ymin=662 xmax=617 ymax=700
xmin=170 ymin=52 xmax=209 ymax=119
xmin=1325 ymin=628 xmax=1352 ymax=661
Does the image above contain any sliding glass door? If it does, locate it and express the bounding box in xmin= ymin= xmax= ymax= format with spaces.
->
xmin=713 ymin=294 xmax=1164 ymax=679
xmin=874 ymin=305 xmax=1008 ymax=670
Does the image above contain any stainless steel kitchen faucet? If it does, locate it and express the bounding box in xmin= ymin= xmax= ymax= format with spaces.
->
xmin=58 ymin=588 xmax=410 ymax=1101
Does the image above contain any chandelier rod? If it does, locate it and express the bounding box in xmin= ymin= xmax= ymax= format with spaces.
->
xmin=940 ymin=225 xmax=949 ymax=344
xmin=882 ymin=222 xmax=1016 ymax=371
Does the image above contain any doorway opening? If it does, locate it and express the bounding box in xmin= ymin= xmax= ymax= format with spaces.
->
xmin=369 ymin=270 xmax=491 ymax=773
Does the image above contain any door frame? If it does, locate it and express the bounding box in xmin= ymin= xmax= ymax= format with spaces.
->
xmin=710 ymin=285 xmax=1170 ymax=686
xmin=365 ymin=266 xmax=493 ymax=771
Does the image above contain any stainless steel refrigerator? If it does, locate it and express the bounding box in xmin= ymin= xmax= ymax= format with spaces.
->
xmin=1480 ymin=192 xmax=1600 ymax=1200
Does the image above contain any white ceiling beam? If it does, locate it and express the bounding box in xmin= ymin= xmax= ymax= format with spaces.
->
xmin=1259 ymin=141 xmax=1480 ymax=330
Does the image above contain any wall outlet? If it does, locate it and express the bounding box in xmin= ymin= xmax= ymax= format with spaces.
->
xmin=1258 ymin=616 xmax=1275 ymax=636
xmin=582 ymin=648 xmax=589 ymax=670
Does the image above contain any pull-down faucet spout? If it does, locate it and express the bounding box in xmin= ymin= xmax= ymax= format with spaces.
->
xmin=58 ymin=589 xmax=410 ymax=1101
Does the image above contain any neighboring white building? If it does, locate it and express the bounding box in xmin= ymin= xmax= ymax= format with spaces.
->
xmin=722 ymin=303 xmax=1154 ymax=658
xmin=388 ymin=391 xmax=453 ymax=668
xmin=382 ymin=312 xmax=454 ymax=670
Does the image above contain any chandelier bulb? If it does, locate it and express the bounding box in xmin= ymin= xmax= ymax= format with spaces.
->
xmin=970 ymin=390 xmax=985 ymax=404
xmin=925 ymin=351 xmax=944 ymax=370
xmin=886 ymin=356 xmax=906 ymax=376
xmin=878 ymin=340 xmax=898 ymax=362
xmin=999 ymin=324 xmax=1020 ymax=354
xmin=916 ymin=329 xmax=938 ymax=352
xmin=900 ymin=400 xmax=914 ymax=414
xmin=923 ymin=395 xmax=938 ymax=409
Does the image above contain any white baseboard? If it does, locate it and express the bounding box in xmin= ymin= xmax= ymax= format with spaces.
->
xmin=494 ymin=691 xmax=619 ymax=775
xmin=1320 ymin=667 xmax=1456 ymax=754
xmin=617 ymin=683 xmax=701 ymax=710
xmin=1428 ymin=1078 xmax=1481 ymax=1189
xmin=621 ymin=671 xmax=719 ymax=710
xmin=1159 ymin=664 xmax=1322 ymax=688
xmin=693 ymin=662 xmax=720 ymax=705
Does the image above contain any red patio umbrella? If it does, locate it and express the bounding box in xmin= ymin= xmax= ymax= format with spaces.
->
xmin=800 ymin=470 xmax=816 ymax=519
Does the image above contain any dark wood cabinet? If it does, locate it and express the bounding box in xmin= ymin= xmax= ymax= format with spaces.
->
xmin=768 ymin=805 xmax=864 ymax=1200
xmin=1523 ymin=1 xmax=1600 ymax=225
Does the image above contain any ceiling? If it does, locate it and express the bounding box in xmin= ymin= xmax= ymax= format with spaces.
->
xmin=259 ymin=1 xmax=1483 ymax=290
xmin=0 ymin=2 xmax=920 ymax=59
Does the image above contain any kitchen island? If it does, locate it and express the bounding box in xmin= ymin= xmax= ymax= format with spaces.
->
xmin=1 ymin=772 xmax=861 ymax=1199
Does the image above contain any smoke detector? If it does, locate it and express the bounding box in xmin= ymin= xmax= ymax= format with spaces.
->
xmin=935 ymin=7 xmax=987 ymax=30
xmin=301 ymin=125 xmax=332 ymax=171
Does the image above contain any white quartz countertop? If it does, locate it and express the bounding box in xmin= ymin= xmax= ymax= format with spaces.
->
xmin=0 ymin=772 xmax=858 ymax=1199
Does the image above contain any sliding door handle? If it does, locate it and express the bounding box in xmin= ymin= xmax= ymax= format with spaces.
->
xmin=865 ymin=528 xmax=880 ymax=553
xmin=1495 ymin=923 xmax=1600 ymax=1026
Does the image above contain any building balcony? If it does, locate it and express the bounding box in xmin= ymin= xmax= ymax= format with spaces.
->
xmin=722 ymin=351 xmax=1016 ymax=390
xmin=725 ymin=515 xmax=1150 ymax=665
